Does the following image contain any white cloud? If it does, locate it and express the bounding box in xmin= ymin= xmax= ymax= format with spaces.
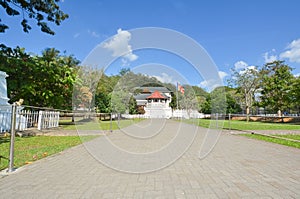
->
xmin=199 ymin=71 xmax=228 ymax=92
xmin=280 ymin=38 xmax=300 ymax=63
xmin=103 ymin=28 xmax=138 ymax=65
xmin=199 ymin=71 xmax=227 ymax=92
xmin=153 ymin=73 xmax=175 ymax=84
xmin=263 ymin=51 xmax=277 ymax=63
xmin=218 ymin=71 xmax=228 ymax=80
xmin=238 ymin=65 xmax=257 ymax=75
xmin=294 ymin=73 xmax=300 ymax=77
xmin=233 ymin=61 xmax=257 ymax=75
xmin=234 ymin=61 xmax=248 ymax=70
xmin=199 ymin=79 xmax=222 ymax=92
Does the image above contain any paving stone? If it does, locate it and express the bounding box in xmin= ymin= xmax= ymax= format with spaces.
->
xmin=0 ymin=119 xmax=299 ymax=198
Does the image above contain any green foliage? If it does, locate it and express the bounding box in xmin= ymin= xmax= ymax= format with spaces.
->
xmin=119 ymin=67 xmax=130 ymax=76
xmin=229 ymin=65 xmax=260 ymax=120
xmin=290 ymin=76 xmax=300 ymax=113
xmin=200 ymin=86 xmax=241 ymax=114
xmin=169 ymin=91 xmax=177 ymax=109
xmin=111 ymin=90 xmax=129 ymax=114
xmin=191 ymin=86 xmax=208 ymax=98
xmin=259 ymin=61 xmax=294 ymax=114
xmin=0 ymin=0 xmax=68 ymax=35
xmin=128 ymin=96 xmax=137 ymax=114
xmin=178 ymin=85 xmax=198 ymax=111
xmin=200 ymin=95 xmax=211 ymax=114
xmin=170 ymin=85 xmax=207 ymax=111
xmin=95 ymin=92 xmax=111 ymax=113
xmin=210 ymin=86 xmax=227 ymax=114
xmin=0 ymin=45 xmax=79 ymax=109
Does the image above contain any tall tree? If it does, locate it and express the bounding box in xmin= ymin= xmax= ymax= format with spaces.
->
xmin=200 ymin=86 xmax=241 ymax=114
xmin=128 ymin=96 xmax=137 ymax=114
xmin=291 ymin=76 xmax=300 ymax=114
xmin=229 ymin=66 xmax=260 ymax=121
xmin=0 ymin=0 xmax=68 ymax=35
xmin=259 ymin=61 xmax=294 ymax=118
xmin=0 ymin=45 xmax=78 ymax=109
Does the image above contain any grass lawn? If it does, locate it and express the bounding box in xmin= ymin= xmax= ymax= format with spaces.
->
xmin=0 ymin=135 xmax=98 ymax=171
xmin=60 ymin=118 xmax=144 ymax=130
xmin=183 ymin=119 xmax=300 ymax=131
xmin=240 ymin=134 xmax=300 ymax=149
xmin=275 ymin=134 xmax=300 ymax=141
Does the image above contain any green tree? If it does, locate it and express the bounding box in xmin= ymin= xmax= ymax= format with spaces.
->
xmin=0 ymin=45 xmax=78 ymax=109
xmin=200 ymin=86 xmax=241 ymax=114
xmin=178 ymin=85 xmax=198 ymax=116
xmin=95 ymin=92 xmax=111 ymax=113
xmin=192 ymin=86 xmax=208 ymax=112
xmin=0 ymin=0 xmax=68 ymax=35
xmin=128 ymin=96 xmax=137 ymax=114
xmin=111 ymin=90 xmax=129 ymax=114
xmin=224 ymin=87 xmax=242 ymax=114
xmin=229 ymin=66 xmax=260 ymax=121
xmin=259 ymin=61 xmax=294 ymax=118
xmin=210 ymin=86 xmax=227 ymax=115
xmin=291 ymin=76 xmax=300 ymax=113
xmin=94 ymin=73 xmax=120 ymax=113
xmin=200 ymin=95 xmax=211 ymax=114
xmin=169 ymin=91 xmax=177 ymax=110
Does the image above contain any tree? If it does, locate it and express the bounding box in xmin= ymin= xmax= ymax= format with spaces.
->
xmin=200 ymin=95 xmax=211 ymax=114
xmin=110 ymin=90 xmax=129 ymax=114
xmin=95 ymin=92 xmax=111 ymax=113
xmin=128 ymin=96 xmax=137 ymax=114
xmin=259 ymin=61 xmax=294 ymax=119
xmin=224 ymin=87 xmax=242 ymax=114
xmin=0 ymin=45 xmax=78 ymax=109
xmin=229 ymin=66 xmax=260 ymax=122
xmin=200 ymin=86 xmax=241 ymax=114
xmin=192 ymin=86 xmax=208 ymax=112
xmin=291 ymin=76 xmax=300 ymax=114
xmin=74 ymin=67 xmax=103 ymax=111
xmin=178 ymin=85 xmax=198 ymax=116
xmin=0 ymin=0 xmax=68 ymax=35
xmin=169 ymin=91 xmax=177 ymax=110
xmin=119 ymin=67 xmax=130 ymax=76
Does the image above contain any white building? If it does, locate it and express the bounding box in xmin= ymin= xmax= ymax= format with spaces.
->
xmin=134 ymin=87 xmax=172 ymax=118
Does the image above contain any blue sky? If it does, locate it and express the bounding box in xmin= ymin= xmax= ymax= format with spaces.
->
xmin=2 ymin=0 xmax=300 ymax=89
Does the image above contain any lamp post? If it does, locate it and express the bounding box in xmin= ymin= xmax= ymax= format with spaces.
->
xmin=8 ymin=102 xmax=17 ymax=172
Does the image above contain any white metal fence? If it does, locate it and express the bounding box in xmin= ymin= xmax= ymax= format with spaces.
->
xmin=0 ymin=106 xmax=60 ymax=133
xmin=0 ymin=109 xmax=11 ymax=132
xmin=37 ymin=111 xmax=60 ymax=130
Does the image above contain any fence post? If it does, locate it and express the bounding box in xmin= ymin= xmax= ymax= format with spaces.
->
xmin=229 ymin=113 xmax=231 ymax=130
xmin=8 ymin=103 xmax=17 ymax=172
xmin=110 ymin=112 xmax=113 ymax=133
xmin=216 ymin=113 xmax=218 ymax=129
xmin=37 ymin=111 xmax=43 ymax=130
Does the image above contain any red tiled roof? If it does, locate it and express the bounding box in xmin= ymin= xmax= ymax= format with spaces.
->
xmin=146 ymin=90 xmax=166 ymax=99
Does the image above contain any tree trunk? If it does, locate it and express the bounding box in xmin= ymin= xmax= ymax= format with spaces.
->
xmin=246 ymin=106 xmax=250 ymax=122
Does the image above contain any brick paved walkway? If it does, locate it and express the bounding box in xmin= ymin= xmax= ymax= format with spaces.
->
xmin=0 ymin=119 xmax=299 ymax=198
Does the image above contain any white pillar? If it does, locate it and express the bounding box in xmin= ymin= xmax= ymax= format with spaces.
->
xmin=0 ymin=71 xmax=10 ymax=105
xmin=37 ymin=111 xmax=43 ymax=130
